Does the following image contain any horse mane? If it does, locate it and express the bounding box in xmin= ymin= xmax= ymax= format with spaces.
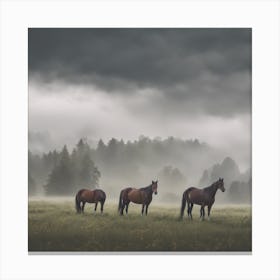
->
xmin=203 ymin=180 xmax=219 ymax=192
xmin=139 ymin=184 xmax=152 ymax=191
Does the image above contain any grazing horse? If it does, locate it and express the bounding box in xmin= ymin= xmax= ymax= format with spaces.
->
xmin=118 ymin=180 xmax=158 ymax=216
xmin=180 ymin=178 xmax=225 ymax=220
xmin=75 ymin=189 xmax=106 ymax=214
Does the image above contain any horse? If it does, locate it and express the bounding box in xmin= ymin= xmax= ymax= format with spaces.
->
xmin=118 ymin=180 xmax=158 ymax=216
xmin=75 ymin=188 xmax=106 ymax=214
xmin=180 ymin=178 xmax=225 ymax=220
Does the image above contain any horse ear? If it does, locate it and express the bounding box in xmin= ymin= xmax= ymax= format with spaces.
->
xmin=152 ymin=180 xmax=154 ymax=184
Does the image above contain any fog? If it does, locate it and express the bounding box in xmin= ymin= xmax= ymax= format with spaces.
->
xmin=28 ymin=28 xmax=251 ymax=203
xmin=29 ymin=80 xmax=251 ymax=171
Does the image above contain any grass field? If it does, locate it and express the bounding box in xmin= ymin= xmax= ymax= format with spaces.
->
xmin=28 ymin=199 xmax=251 ymax=252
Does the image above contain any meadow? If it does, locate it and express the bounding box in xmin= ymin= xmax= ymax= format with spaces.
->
xmin=28 ymin=199 xmax=251 ymax=252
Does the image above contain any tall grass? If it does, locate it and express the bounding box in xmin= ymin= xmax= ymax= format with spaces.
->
xmin=28 ymin=200 xmax=251 ymax=252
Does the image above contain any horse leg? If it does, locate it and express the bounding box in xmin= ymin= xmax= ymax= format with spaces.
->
xmin=145 ymin=204 xmax=149 ymax=216
xmin=207 ymin=204 xmax=212 ymax=220
xmin=82 ymin=202 xmax=86 ymax=213
xmin=202 ymin=206 xmax=205 ymax=220
xmin=120 ymin=201 xmax=126 ymax=215
xmin=125 ymin=201 xmax=130 ymax=215
xmin=187 ymin=203 xmax=191 ymax=218
xmin=141 ymin=204 xmax=145 ymax=216
xmin=200 ymin=206 xmax=204 ymax=220
xmin=94 ymin=202 xmax=98 ymax=212
xmin=100 ymin=200 xmax=104 ymax=213
xmin=190 ymin=203 xmax=193 ymax=220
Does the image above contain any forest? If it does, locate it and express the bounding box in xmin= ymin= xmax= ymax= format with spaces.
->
xmin=28 ymin=136 xmax=251 ymax=203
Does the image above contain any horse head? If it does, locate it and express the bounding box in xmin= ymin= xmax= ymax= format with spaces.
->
xmin=217 ymin=178 xmax=225 ymax=192
xmin=151 ymin=180 xmax=158 ymax=195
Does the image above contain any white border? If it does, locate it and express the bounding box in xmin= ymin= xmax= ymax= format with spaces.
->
xmin=0 ymin=0 xmax=279 ymax=279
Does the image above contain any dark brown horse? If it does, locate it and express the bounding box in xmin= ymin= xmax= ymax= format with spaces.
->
xmin=180 ymin=178 xmax=225 ymax=220
xmin=75 ymin=189 xmax=106 ymax=214
xmin=118 ymin=180 xmax=158 ymax=216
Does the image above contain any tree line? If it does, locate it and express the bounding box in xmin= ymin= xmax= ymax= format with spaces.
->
xmin=29 ymin=139 xmax=100 ymax=195
xmin=28 ymin=136 xmax=203 ymax=196
xmin=29 ymin=136 xmax=251 ymax=203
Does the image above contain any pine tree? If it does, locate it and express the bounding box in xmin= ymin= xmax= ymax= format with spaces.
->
xmin=199 ymin=170 xmax=209 ymax=186
xmin=72 ymin=139 xmax=101 ymax=189
xmin=44 ymin=145 xmax=74 ymax=195
xmin=97 ymin=139 xmax=106 ymax=153
xmin=79 ymin=153 xmax=100 ymax=187
xmin=76 ymin=138 xmax=90 ymax=158
xmin=28 ymin=172 xmax=37 ymax=196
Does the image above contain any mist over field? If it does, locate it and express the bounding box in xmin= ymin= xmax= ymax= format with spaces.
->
xmin=29 ymin=136 xmax=251 ymax=204
xmin=28 ymin=28 xmax=251 ymax=205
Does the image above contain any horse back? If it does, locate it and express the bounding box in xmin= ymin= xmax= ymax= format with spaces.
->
xmin=186 ymin=187 xmax=202 ymax=204
xmin=94 ymin=189 xmax=106 ymax=201
xmin=79 ymin=189 xmax=95 ymax=202
xmin=118 ymin=187 xmax=131 ymax=202
xmin=186 ymin=187 xmax=212 ymax=205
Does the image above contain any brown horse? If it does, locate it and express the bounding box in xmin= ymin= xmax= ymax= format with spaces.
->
xmin=75 ymin=189 xmax=106 ymax=214
xmin=118 ymin=180 xmax=158 ymax=216
xmin=180 ymin=178 xmax=225 ymax=220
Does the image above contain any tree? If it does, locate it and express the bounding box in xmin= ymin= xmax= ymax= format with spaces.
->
xmin=158 ymin=166 xmax=186 ymax=190
xmin=107 ymin=138 xmax=118 ymax=157
xmin=72 ymin=139 xmax=101 ymax=188
xmin=44 ymin=145 xmax=74 ymax=195
xmin=76 ymin=138 xmax=90 ymax=158
xmin=248 ymin=177 xmax=252 ymax=202
xmin=79 ymin=153 xmax=100 ymax=187
xmin=199 ymin=169 xmax=209 ymax=186
xmin=97 ymin=139 xmax=106 ymax=153
xmin=96 ymin=139 xmax=107 ymax=163
xmin=43 ymin=150 xmax=60 ymax=170
xmin=228 ymin=180 xmax=251 ymax=203
xmin=28 ymin=172 xmax=37 ymax=196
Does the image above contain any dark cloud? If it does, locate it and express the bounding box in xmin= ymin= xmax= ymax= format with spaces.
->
xmin=29 ymin=28 xmax=251 ymax=117
xmin=29 ymin=28 xmax=251 ymax=86
xmin=28 ymin=28 xmax=251 ymax=170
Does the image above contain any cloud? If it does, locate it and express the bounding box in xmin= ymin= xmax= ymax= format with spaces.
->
xmin=29 ymin=81 xmax=251 ymax=154
xmin=28 ymin=28 xmax=252 ymax=169
xmin=29 ymin=30 xmax=251 ymax=82
xmin=29 ymin=28 xmax=251 ymax=117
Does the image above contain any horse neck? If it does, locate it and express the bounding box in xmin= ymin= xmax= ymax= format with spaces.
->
xmin=144 ymin=185 xmax=153 ymax=195
xmin=208 ymin=184 xmax=219 ymax=198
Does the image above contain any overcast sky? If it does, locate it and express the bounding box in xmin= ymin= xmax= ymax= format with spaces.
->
xmin=28 ymin=28 xmax=251 ymax=170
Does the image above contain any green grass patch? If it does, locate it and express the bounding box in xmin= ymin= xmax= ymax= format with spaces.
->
xmin=28 ymin=200 xmax=251 ymax=252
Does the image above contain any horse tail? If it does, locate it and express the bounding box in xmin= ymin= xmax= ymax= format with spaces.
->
xmin=180 ymin=190 xmax=187 ymax=219
xmin=75 ymin=190 xmax=83 ymax=213
xmin=118 ymin=190 xmax=123 ymax=212
xmin=118 ymin=187 xmax=132 ymax=213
